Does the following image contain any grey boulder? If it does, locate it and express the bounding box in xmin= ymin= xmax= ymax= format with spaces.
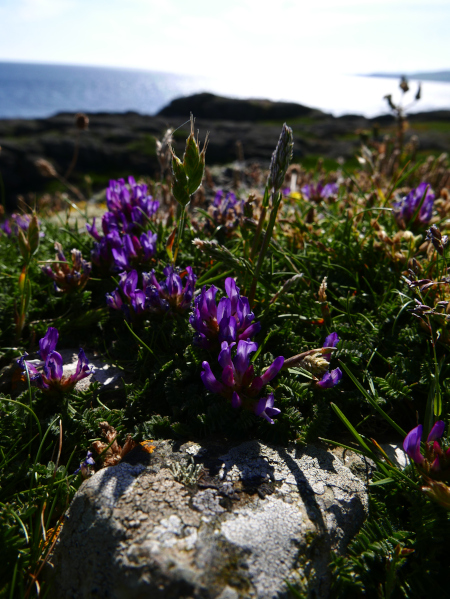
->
xmin=49 ymin=440 xmax=369 ymax=598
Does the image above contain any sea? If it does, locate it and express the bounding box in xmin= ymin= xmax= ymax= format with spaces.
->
xmin=0 ymin=61 xmax=449 ymax=120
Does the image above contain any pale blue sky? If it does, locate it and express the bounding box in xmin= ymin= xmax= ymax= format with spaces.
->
xmin=0 ymin=0 xmax=448 ymax=79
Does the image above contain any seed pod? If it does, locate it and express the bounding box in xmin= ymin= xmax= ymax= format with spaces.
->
xmin=170 ymin=151 xmax=191 ymax=207
xmin=17 ymin=229 xmax=30 ymax=262
xmin=183 ymin=114 xmax=209 ymax=195
xmin=28 ymin=214 xmax=40 ymax=256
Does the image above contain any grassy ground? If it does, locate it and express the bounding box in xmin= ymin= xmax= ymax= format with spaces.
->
xmin=0 ymin=123 xmax=449 ymax=598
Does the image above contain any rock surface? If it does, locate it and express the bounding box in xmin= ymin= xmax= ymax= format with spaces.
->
xmin=1 ymin=92 xmax=449 ymax=208
xmin=49 ymin=439 xmax=369 ymax=598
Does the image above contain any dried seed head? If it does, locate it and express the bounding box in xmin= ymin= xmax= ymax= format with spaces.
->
xmin=75 ymin=113 xmax=89 ymax=130
xmin=399 ymin=76 xmax=409 ymax=93
xmin=318 ymin=276 xmax=328 ymax=303
xmin=268 ymin=123 xmax=294 ymax=192
xmin=192 ymin=237 xmax=206 ymax=249
xmin=298 ymin=354 xmax=330 ymax=377
xmin=35 ymin=158 xmax=57 ymax=178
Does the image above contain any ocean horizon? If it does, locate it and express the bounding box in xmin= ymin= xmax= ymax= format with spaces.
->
xmin=0 ymin=61 xmax=449 ymax=120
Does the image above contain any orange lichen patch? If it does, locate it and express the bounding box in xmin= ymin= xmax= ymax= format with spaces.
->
xmin=140 ymin=440 xmax=156 ymax=454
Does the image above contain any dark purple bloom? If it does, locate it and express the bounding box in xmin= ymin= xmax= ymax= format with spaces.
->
xmin=41 ymin=243 xmax=91 ymax=293
xmin=206 ymin=190 xmax=244 ymax=233
xmin=392 ymin=182 xmax=435 ymax=227
xmin=322 ymin=332 xmax=339 ymax=361
xmin=107 ymin=266 xmax=196 ymax=319
xmin=201 ymin=339 xmax=283 ymax=423
xmin=403 ymin=424 xmax=425 ymax=465
xmin=104 ymin=177 xmax=159 ymax=232
xmin=39 ymin=326 xmax=59 ymax=361
xmin=402 ymin=421 xmax=450 ymax=480
xmin=316 ymin=367 xmax=343 ymax=389
xmin=428 ymin=420 xmax=446 ymax=443
xmin=146 ymin=266 xmax=196 ymax=314
xmin=18 ymin=327 xmax=93 ymax=394
xmin=301 ymin=182 xmax=338 ymax=203
xmin=190 ymin=277 xmax=261 ymax=349
xmin=255 ymin=393 xmax=281 ymax=424
xmin=86 ymin=177 xmax=159 ymax=271
xmin=74 ymin=450 xmax=95 ymax=477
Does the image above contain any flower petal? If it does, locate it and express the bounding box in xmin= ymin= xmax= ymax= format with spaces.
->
xmin=39 ymin=327 xmax=59 ymax=361
xmin=201 ymin=361 xmax=225 ymax=394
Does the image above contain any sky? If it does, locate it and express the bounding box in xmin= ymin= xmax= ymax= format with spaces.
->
xmin=0 ymin=0 xmax=449 ymax=81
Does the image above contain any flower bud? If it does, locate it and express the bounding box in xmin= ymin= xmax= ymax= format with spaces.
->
xmin=170 ymin=151 xmax=191 ymax=207
xmin=17 ymin=229 xmax=30 ymax=262
xmin=183 ymin=114 xmax=209 ymax=196
xmin=170 ymin=115 xmax=209 ymax=207
xmin=28 ymin=214 xmax=40 ymax=256
xmin=268 ymin=124 xmax=294 ymax=192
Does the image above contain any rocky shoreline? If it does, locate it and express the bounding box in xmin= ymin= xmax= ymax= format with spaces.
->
xmin=1 ymin=92 xmax=449 ymax=207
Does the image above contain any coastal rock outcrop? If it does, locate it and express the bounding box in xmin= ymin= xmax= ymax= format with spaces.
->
xmin=49 ymin=439 xmax=369 ymax=598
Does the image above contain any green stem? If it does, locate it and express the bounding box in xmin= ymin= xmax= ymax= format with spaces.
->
xmin=248 ymin=191 xmax=282 ymax=305
xmin=250 ymin=205 xmax=267 ymax=262
xmin=173 ymin=203 xmax=188 ymax=264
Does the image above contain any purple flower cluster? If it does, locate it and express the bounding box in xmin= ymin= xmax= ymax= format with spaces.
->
xmin=206 ymin=190 xmax=244 ymax=233
xmin=42 ymin=242 xmax=91 ymax=293
xmin=403 ymin=420 xmax=450 ymax=481
xmin=86 ymin=177 xmax=159 ymax=271
xmin=18 ymin=327 xmax=93 ymax=394
xmin=301 ymin=182 xmax=338 ymax=203
xmin=106 ymin=266 xmax=197 ymax=319
xmin=190 ymin=278 xmax=261 ymax=349
xmin=392 ymin=182 xmax=435 ymax=227
xmin=0 ymin=213 xmax=44 ymax=238
xmin=201 ymin=339 xmax=284 ymax=424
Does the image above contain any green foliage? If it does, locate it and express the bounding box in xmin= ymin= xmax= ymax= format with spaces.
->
xmin=0 ymin=123 xmax=449 ymax=596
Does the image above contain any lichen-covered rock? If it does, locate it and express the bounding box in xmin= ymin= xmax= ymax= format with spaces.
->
xmin=49 ymin=440 xmax=369 ymax=599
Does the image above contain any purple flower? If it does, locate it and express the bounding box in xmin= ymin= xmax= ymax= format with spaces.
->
xmin=403 ymin=421 xmax=450 ymax=481
xmin=201 ymin=339 xmax=283 ymax=423
xmin=428 ymin=420 xmax=446 ymax=443
xmin=316 ymin=367 xmax=343 ymax=388
xmin=322 ymin=332 xmax=339 ymax=361
xmin=301 ymin=182 xmax=338 ymax=203
xmin=107 ymin=266 xmax=196 ymax=319
xmin=41 ymin=243 xmax=91 ymax=293
xmin=255 ymin=393 xmax=281 ymax=424
xmin=146 ymin=266 xmax=196 ymax=314
xmin=403 ymin=424 xmax=425 ymax=465
xmin=205 ymin=190 xmax=244 ymax=233
xmin=104 ymin=177 xmax=159 ymax=232
xmin=392 ymin=182 xmax=435 ymax=227
xmin=18 ymin=327 xmax=93 ymax=394
xmin=86 ymin=177 xmax=159 ymax=271
xmin=74 ymin=450 xmax=95 ymax=477
xmin=190 ymin=277 xmax=261 ymax=349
